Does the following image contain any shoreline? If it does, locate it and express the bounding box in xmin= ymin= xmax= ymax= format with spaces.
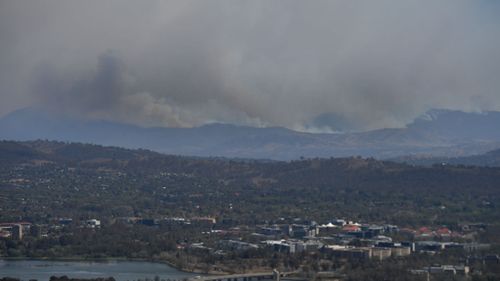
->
xmin=0 ymin=256 xmax=210 ymax=275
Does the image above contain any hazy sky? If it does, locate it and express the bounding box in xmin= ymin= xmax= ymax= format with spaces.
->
xmin=1 ymin=1 xmax=499 ymax=132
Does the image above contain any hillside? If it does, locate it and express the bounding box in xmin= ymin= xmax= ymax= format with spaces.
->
xmin=0 ymin=140 xmax=499 ymax=226
xmin=393 ymin=148 xmax=500 ymax=167
xmin=0 ymin=140 xmax=162 ymax=165
xmin=2 ymin=108 xmax=500 ymax=160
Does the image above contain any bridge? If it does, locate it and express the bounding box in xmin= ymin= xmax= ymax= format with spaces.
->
xmin=188 ymin=269 xmax=291 ymax=281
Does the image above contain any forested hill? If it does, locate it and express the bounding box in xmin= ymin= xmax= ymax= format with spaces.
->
xmin=1 ymin=140 xmax=499 ymax=225
xmin=0 ymin=140 xmax=162 ymax=165
xmin=393 ymin=148 xmax=500 ymax=167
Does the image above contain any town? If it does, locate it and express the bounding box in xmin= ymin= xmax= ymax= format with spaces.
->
xmin=1 ymin=214 xmax=498 ymax=280
xmin=1 ymin=141 xmax=499 ymax=280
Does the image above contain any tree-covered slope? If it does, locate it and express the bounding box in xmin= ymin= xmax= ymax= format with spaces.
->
xmin=0 ymin=140 xmax=499 ymax=226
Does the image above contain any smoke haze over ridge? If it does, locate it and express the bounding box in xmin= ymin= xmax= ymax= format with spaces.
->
xmin=1 ymin=1 xmax=499 ymax=132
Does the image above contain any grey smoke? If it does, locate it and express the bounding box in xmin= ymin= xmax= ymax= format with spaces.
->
xmin=1 ymin=1 xmax=499 ymax=132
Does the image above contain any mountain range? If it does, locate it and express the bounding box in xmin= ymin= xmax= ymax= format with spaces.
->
xmin=1 ymin=107 xmax=500 ymax=160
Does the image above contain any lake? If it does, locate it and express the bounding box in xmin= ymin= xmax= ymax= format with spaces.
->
xmin=0 ymin=260 xmax=200 ymax=281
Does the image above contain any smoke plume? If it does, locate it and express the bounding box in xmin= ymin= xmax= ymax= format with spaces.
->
xmin=1 ymin=1 xmax=499 ymax=131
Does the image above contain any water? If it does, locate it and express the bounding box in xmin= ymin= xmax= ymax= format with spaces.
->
xmin=0 ymin=260 xmax=200 ymax=281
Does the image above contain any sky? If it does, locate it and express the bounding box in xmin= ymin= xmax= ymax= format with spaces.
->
xmin=1 ymin=0 xmax=499 ymax=132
